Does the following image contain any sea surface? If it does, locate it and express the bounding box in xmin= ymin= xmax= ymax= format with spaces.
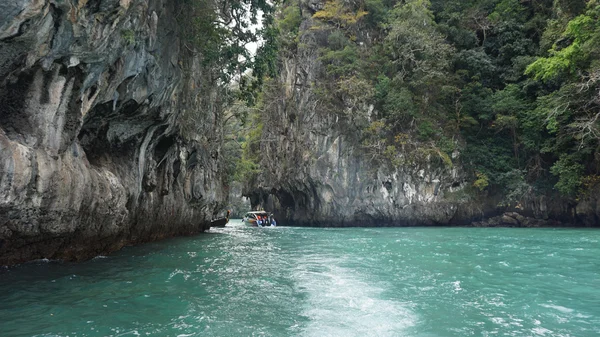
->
xmin=1 ymin=222 xmax=599 ymax=336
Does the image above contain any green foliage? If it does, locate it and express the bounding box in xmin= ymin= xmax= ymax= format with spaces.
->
xmin=555 ymin=0 xmax=588 ymax=17
xmin=121 ymin=29 xmax=135 ymax=46
xmin=383 ymin=145 xmax=401 ymax=166
xmin=374 ymin=75 xmax=391 ymax=105
xmin=436 ymin=136 xmax=456 ymax=155
xmin=463 ymin=135 xmax=516 ymax=186
xmin=497 ymin=169 xmax=530 ymax=205
xmin=417 ymin=120 xmax=437 ymax=140
xmin=178 ymin=0 xmax=276 ymax=85
xmin=383 ymin=87 xmax=417 ymax=123
xmin=327 ymin=30 xmax=350 ymax=50
xmin=336 ymin=76 xmax=375 ymax=108
xmin=278 ymin=3 xmax=303 ymax=51
xmin=279 ymin=4 xmax=302 ymax=34
xmin=437 ymin=148 xmax=454 ymax=168
xmin=526 ymin=3 xmax=600 ymax=81
xmin=492 ymin=84 xmax=529 ymax=115
xmin=233 ymin=158 xmax=262 ymax=182
xmin=473 ymin=172 xmax=490 ymax=191
xmin=525 ymin=43 xmax=581 ymax=81
xmin=384 ymin=0 xmax=453 ymax=84
xmin=320 ymin=45 xmax=363 ymax=77
xmin=488 ymin=0 xmax=526 ymax=24
xmin=551 ymin=155 xmax=584 ymax=196
xmin=312 ymin=0 xmax=368 ymax=28
xmin=459 ymin=81 xmax=494 ymax=123
xmin=364 ymin=0 xmax=387 ymax=28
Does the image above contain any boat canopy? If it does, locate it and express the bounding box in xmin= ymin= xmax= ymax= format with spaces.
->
xmin=244 ymin=211 xmax=270 ymax=218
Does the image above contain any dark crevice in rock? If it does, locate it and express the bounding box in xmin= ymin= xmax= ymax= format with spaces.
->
xmin=383 ymin=181 xmax=392 ymax=193
xmin=48 ymin=3 xmax=63 ymax=53
xmin=40 ymin=67 xmax=54 ymax=104
xmin=173 ymin=159 xmax=181 ymax=183
xmin=120 ymin=99 xmax=140 ymax=116
xmin=187 ymin=150 xmax=198 ymax=170
xmin=154 ymin=135 xmax=175 ymax=161
xmin=85 ymin=0 xmax=102 ymax=14
xmin=62 ymin=65 xmax=86 ymax=152
xmin=0 ymin=69 xmax=34 ymax=140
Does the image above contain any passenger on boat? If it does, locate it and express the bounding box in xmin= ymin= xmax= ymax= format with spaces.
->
xmin=271 ymin=217 xmax=277 ymax=226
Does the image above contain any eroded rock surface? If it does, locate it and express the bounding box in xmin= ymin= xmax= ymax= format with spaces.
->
xmin=0 ymin=0 xmax=226 ymax=265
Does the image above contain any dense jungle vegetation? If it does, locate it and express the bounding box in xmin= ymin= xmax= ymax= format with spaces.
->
xmin=197 ymin=0 xmax=600 ymax=205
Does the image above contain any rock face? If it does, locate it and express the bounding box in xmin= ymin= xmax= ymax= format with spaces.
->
xmin=245 ymin=2 xmax=477 ymax=227
xmin=245 ymin=0 xmax=597 ymax=228
xmin=248 ymin=131 xmax=475 ymax=227
xmin=0 ymin=0 xmax=227 ymax=265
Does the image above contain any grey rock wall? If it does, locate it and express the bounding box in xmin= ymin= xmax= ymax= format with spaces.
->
xmin=247 ymin=113 xmax=479 ymax=227
xmin=0 ymin=0 xmax=226 ymax=265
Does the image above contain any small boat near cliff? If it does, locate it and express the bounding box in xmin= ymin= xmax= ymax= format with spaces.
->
xmin=210 ymin=210 xmax=230 ymax=228
xmin=242 ymin=211 xmax=276 ymax=227
xmin=210 ymin=217 xmax=228 ymax=228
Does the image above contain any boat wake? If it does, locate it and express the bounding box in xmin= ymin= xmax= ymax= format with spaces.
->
xmin=293 ymin=256 xmax=417 ymax=337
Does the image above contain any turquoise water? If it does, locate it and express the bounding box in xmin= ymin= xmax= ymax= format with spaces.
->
xmin=1 ymin=222 xmax=599 ymax=337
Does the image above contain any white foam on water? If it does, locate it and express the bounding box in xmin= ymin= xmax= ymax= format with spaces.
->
xmin=115 ymin=329 xmax=141 ymax=336
xmin=531 ymin=327 xmax=553 ymax=336
xmin=294 ymin=257 xmax=417 ymax=337
xmin=452 ymin=280 xmax=462 ymax=292
xmin=167 ymin=268 xmax=191 ymax=281
xmin=540 ymin=304 xmax=574 ymax=314
xmin=28 ymin=258 xmax=59 ymax=264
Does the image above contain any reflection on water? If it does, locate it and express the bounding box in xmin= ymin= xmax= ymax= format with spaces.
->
xmin=1 ymin=223 xmax=600 ymax=336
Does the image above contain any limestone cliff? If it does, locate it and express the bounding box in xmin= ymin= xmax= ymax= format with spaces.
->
xmin=0 ymin=0 xmax=227 ymax=265
xmin=245 ymin=0 xmax=472 ymax=226
xmin=244 ymin=0 xmax=597 ymax=227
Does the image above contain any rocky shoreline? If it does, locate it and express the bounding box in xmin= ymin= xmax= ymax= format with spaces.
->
xmin=470 ymin=212 xmax=579 ymax=228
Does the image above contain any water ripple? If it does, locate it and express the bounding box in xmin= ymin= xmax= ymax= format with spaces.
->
xmin=0 ymin=225 xmax=599 ymax=336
